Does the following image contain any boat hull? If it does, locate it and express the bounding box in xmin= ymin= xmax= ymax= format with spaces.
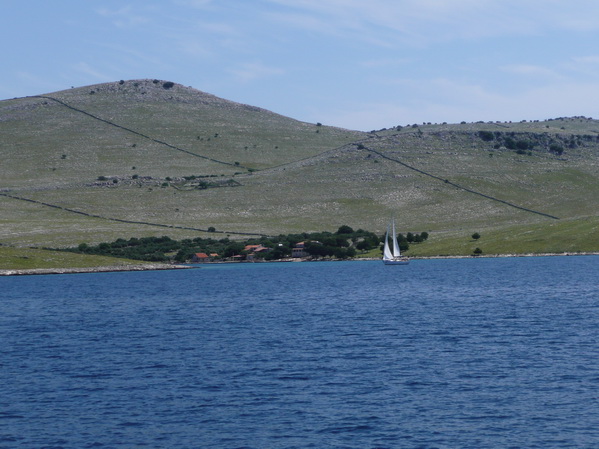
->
xmin=383 ymin=258 xmax=410 ymax=265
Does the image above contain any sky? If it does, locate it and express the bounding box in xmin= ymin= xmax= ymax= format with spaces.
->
xmin=3 ymin=0 xmax=599 ymax=131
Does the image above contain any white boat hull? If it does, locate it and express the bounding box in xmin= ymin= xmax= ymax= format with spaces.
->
xmin=383 ymin=258 xmax=409 ymax=265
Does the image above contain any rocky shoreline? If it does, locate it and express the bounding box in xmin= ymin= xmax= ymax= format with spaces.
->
xmin=2 ymin=252 xmax=597 ymax=276
xmin=0 ymin=263 xmax=194 ymax=276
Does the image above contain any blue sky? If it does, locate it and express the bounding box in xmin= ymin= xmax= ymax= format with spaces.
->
xmin=3 ymin=0 xmax=599 ymax=130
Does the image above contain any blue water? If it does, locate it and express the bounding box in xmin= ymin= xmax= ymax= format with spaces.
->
xmin=1 ymin=256 xmax=598 ymax=448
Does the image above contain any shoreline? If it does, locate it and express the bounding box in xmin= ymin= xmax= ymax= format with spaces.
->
xmin=408 ymin=251 xmax=599 ymax=260
xmin=0 ymin=263 xmax=194 ymax=276
xmin=1 ymin=252 xmax=598 ymax=276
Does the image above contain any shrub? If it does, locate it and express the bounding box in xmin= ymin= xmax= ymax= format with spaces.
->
xmin=478 ymin=130 xmax=494 ymax=141
xmin=336 ymin=225 xmax=354 ymax=235
xmin=504 ymin=137 xmax=516 ymax=150
xmin=162 ymin=81 xmax=175 ymax=89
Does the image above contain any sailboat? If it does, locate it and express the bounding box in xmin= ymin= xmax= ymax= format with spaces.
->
xmin=383 ymin=219 xmax=409 ymax=265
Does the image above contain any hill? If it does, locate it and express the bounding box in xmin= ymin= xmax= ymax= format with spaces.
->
xmin=1 ymin=79 xmax=599 ymax=259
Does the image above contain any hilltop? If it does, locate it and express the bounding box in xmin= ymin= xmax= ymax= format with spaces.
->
xmin=1 ymin=79 xmax=599 ymax=261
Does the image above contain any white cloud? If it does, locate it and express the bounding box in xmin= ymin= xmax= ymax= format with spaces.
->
xmin=501 ymin=64 xmax=562 ymax=80
xmin=72 ymin=62 xmax=113 ymax=81
xmin=497 ymin=82 xmax=599 ymax=121
xmin=572 ymin=55 xmax=599 ymax=65
xmin=317 ymin=74 xmax=599 ymax=131
xmin=172 ymin=0 xmax=214 ymax=9
xmin=228 ymin=62 xmax=285 ymax=83
xmin=177 ymin=40 xmax=212 ymax=57
xmin=7 ymin=72 xmax=65 ymax=96
xmin=263 ymin=0 xmax=599 ymax=46
xmin=95 ymin=6 xmax=150 ymax=28
xmin=361 ymin=58 xmax=412 ymax=68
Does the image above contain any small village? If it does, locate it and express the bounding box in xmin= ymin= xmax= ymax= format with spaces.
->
xmin=191 ymin=242 xmax=310 ymax=263
xmin=65 ymin=228 xmax=431 ymax=263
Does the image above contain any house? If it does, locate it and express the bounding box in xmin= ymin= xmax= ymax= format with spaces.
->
xmin=191 ymin=252 xmax=210 ymax=263
xmin=244 ymin=244 xmax=271 ymax=261
xmin=292 ymin=242 xmax=308 ymax=258
xmin=243 ymin=244 xmax=269 ymax=253
xmin=192 ymin=252 xmax=220 ymax=262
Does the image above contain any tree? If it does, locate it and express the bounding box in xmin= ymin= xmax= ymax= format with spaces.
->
xmin=265 ymin=246 xmax=289 ymax=260
xmin=334 ymin=247 xmax=356 ymax=259
xmin=356 ymin=240 xmax=368 ymax=251
xmin=336 ymin=225 xmax=354 ymax=235
xmin=473 ymin=247 xmax=483 ymax=255
xmin=472 ymin=232 xmax=481 ymax=240
xmin=174 ymin=249 xmax=190 ymax=263
xmin=504 ymin=137 xmax=516 ymax=150
xmin=223 ymin=242 xmax=245 ymax=258
xmin=478 ymin=130 xmax=494 ymax=141
xmin=305 ymin=241 xmax=332 ymax=257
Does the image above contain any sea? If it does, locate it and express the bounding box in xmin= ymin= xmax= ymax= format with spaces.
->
xmin=1 ymin=256 xmax=598 ymax=449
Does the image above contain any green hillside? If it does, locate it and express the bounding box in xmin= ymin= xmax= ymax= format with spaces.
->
xmin=1 ymin=79 xmax=599 ymax=264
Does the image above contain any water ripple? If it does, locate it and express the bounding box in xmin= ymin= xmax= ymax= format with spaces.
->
xmin=1 ymin=257 xmax=599 ymax=448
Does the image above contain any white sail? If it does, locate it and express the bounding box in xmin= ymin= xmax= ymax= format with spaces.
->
xmin=382 ymin=218 xmax=409 ymax=265
xmin=383 ymin=225 xmax=394 ymax=260
xmin=392 ymin=219 xmax=401 ymax=258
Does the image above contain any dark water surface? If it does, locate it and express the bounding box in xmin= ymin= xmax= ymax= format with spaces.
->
xmin=1 ymin=256 xmax=598 ymax=448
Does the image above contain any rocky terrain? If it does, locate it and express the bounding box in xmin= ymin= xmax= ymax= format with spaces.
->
xmin=2 ymin=80 xmax=599 ymax=260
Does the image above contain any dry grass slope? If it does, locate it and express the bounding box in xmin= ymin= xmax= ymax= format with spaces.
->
xmin=1 ymin=80 xmax=599 ymax=260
